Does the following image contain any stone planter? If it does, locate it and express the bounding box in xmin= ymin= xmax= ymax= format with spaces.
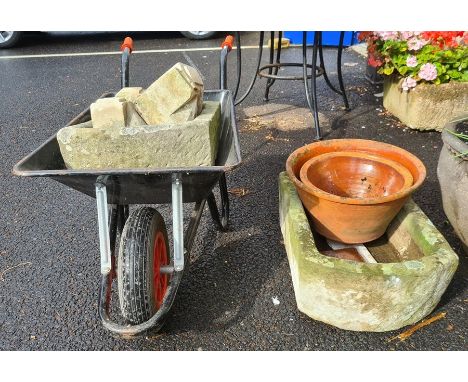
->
xmin=279 ymin=172 xmax=458 ymax=332
xmin=383 ymin=76 xmax=468 ymax=131
xmin=437 ymin=113 xmax=468 ymax=250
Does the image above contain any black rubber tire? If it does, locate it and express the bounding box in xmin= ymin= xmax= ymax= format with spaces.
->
xmin=0 ymin=32 xmax=23 ymax=49
xmin=180 ymin=31 xmax=217 ymax=40
xmin=117 ymin=207 xmax=170 ymax=324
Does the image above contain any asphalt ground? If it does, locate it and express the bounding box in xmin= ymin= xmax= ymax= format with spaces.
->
xmin=0 ymin=32 xmax=466 ymax=350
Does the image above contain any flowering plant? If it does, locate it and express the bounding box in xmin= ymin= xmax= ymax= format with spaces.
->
xmin=359 ymin=31 xmax=468 ymax=90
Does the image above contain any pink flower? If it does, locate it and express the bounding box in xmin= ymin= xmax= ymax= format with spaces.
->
xmin=407 ymin=37 xmax=427 ymax=51
xmin=399 ymin=31 xmax=425 ymax=41
xmin=401 ymin=76 xmax=417 ymax=91
xmin=400 ymin=31 xmax=415 ymax=40
xmin=455 ymin=34 xmax=467 ymax=46
xmin=406 ymin=55 xmax=418 ymax=67
xmin=376 ymin=31 xmax=399 ymax=41
xmin=419 ymin=63 xmax=438 ymax=81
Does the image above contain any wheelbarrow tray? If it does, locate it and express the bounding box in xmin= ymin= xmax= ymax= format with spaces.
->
xmin=13 ymin=90 xmax=241 ymax=204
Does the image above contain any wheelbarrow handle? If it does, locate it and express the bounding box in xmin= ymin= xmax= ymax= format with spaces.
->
xmin=221 ymin=35 xmax=234 ymax=51
xmin=120 ymin=36 xmax=134 ymax=88
xmin=219 ymin=34 xmax=235 ymax=90
xmin=120 ymin=37 xmax=134 ymax=53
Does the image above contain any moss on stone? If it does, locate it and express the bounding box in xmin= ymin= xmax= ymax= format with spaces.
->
xmin=279 ymin=171 xmax=459 ymax=331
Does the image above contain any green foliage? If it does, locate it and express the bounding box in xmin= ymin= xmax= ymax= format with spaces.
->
xmin=374 ymin=39 xmax=468 ymax=85
xmin=446 ymin=129 xmax=468 ymax=158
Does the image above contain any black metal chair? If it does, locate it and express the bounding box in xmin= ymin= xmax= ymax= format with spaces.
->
xmin=234 ymin=31 xmax=350 ymax=140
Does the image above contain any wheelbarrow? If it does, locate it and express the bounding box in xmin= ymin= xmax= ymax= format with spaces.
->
xmin=12 ymin=35 xmax=241 ymax=337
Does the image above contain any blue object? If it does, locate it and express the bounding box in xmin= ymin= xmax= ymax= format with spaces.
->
xmin=283 ymin=31 xmax=358 ymax=46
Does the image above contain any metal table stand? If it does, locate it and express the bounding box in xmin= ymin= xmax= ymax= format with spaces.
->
xmin=234 ymin=31 xmax=350 ymax=140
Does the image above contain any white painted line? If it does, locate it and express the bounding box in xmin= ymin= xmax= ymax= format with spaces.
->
xmin=0 ymin=44 xmax=279 ymax=60
xmin=0 ymin=50 xmax=123 ymax=60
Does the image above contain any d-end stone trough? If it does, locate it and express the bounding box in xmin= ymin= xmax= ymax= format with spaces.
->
xmin=279 ymin=172 xmax=458 ymax=332
xmin=57 ymin=101 xmax=220 ymax=170
xmin=383 ymin=77 xmax=468 ymax=131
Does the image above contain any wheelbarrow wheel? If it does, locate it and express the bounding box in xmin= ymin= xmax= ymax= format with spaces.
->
xmin=117 ymin=207 xmax=170 ymax=325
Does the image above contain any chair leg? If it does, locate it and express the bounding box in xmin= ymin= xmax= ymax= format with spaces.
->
xmin=303 ymin=31 xmax=321 ymax=140
xmin=265 ymin=31 xmax=283 ymax=100
xmin=264 ymin=31 xmax=275 ymax=101
xmin=319 ymin=32 xmax=341 ymax=94
xmin=235 ymin=32 xmax=264 ymax=106
xmin=337 ymin=31 xmax=350 ymax=110
xmin=303 ymin=32 xmax=313 ymax=110
xmin=311 ymin=33 xmax=321 ymax=140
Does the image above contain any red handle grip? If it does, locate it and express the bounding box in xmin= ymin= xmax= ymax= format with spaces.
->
xmin=120 ymin=37 xmax=134 ymax=53
xmin=221 ymin=35 xmax=234 ymax=51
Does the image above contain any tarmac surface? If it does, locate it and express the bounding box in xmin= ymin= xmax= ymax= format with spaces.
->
xmin=0 ymin=31 xmax=467 ymax=350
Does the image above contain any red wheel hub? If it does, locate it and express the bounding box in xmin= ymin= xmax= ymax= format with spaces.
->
xmin=153 ymin=231 xmax=168 ymax=308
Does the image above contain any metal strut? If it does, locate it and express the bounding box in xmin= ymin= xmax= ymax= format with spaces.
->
xmin=95 ymin=181 xmax=112 ymax=275
xmin=172 ymin=175 xmax=184 ymax=272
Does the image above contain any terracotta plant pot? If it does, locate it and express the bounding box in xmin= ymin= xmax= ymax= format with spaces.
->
xmin=300 ymin=152 xmax=413 ymax=199
xmin=286 ymin=139 xmax=426 ymax=243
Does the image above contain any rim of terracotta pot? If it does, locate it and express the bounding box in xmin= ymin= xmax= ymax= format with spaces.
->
xmin=299 ymin=151 xmax=414 ymax=204
xmin=286 ymin=139 xmax=426 ymax=205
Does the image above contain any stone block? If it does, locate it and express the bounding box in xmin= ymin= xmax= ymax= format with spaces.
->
xmin=69 ymin=120 xmax=93 ymax=129
xmin=166 ymin=97 xmax=199 ymax=124
xmin=135 ymin=62 xmax=204 ymax=125
xmin=279 ymin=172 xmax=458 ymax=332
xmin=57 ymin=101 xmax=220 ymax=169
xmin=90 ymin=98 xmax=127 ymax=129
xmin=115 ymin=87 xmax=143 ymax=103
xmin=126 ymin=102 xmax=146 ymax=127
xmin=383 ymin=76 xmax=468 ymax=131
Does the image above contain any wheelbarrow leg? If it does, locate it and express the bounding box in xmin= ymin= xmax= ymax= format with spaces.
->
xmin=95 ymin=181 xmax=127 ymax=275
xmin=95 ymin=181 xmax=121 ymax=319
xmin=207 ymin=173 xmax=230 ymax=231
xmin=172 ymin=174 xmax=185 ymax=272
xmin=100 ymin=205 xmax=119 ymax=316
xmin=95 ymin=182 xmax=113 ymax=275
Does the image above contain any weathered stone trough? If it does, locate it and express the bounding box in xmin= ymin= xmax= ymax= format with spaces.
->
xmin=279 ymin=172 xmax=458 ymax=332
xmin=57 ymin=101 xmax=220 ymax=169
xmin=383 ymin=76 xmax=468 ymax=132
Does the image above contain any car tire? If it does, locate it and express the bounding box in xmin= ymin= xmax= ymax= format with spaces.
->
xmin=0 ymin=31 xmax=23 ymax=49
xmin=180 ymin=31 xmax=217 ymax=40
